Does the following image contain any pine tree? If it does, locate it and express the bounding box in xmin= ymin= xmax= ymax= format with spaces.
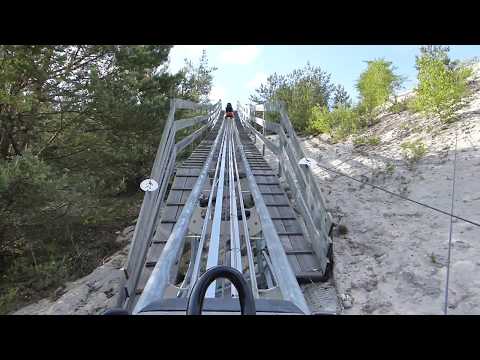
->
xmin=331 ymin=84 xmax=351 ymax=108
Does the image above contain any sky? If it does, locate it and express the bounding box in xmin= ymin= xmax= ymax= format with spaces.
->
xmin=168 ymin=45 xmax=480 ymax=106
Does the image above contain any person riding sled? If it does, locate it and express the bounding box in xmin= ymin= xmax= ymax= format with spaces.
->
xmin=225 ymin=103 xmax=234 ymax=119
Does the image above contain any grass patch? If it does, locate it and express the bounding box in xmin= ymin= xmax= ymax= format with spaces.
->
xmin=353 ymin=135 xmax=381 ymax=146
xmin=400 ymin=139 xmax=428 ymax=164
xmin=389 ymin=99 xmax=409 ymax=114
xmin=385 ymin=162 xmax=396 ymax=175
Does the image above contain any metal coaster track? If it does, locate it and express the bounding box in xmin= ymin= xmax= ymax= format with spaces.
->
xmin=110 ymin=98 xmax=335 ymax=315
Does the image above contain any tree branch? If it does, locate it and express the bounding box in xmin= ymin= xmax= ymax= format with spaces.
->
xmin=36 ymin=124 xmax=63 ymax=157
xmin=43 ymin=147 xmax=91 ymax=161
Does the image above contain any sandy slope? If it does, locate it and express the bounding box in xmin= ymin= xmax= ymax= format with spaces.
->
xmin=298 ymin=65 xmax=480 ymax=314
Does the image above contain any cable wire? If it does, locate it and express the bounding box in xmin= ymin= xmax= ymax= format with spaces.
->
xmin=309 ymin=159 xmax=480 ymax=228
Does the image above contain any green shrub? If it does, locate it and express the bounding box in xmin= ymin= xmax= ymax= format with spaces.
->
xmin=0 ymin=287 xmax=19 ymax=314
xmin=414 ymin=47 xmax=472 ymax=123
xmin=307 ymin=105 xmax=330 ymax=134
xmin=353 ymin=136 xmax=366 ymax=146
xmin=368 ymin=136 xmax=380 ymax=145
xmin=389 ymin=98 xmax=409 ymax=114
xmin=400 ymin=139 xmax=428 ymax=163
xmin=308 ymin=104 xmax=359 ymax=141
xmin=353 ymin=135 xmax=380 ymax=146
xmin=249 ymin=64 xmax=335 ymax=133
xmin=264 ymin=111 xmax=280 ymax=123
xmin=385 ymin=163 xmax=395 ymax=175
xmin=0 ymin=152 xmax=61 ymax=228
xmin=406 ymin=97 xmax=421 ymax=113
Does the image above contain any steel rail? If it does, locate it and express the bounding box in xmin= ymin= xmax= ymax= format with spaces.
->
xmin=205 ymin=120 xmax=230 ymax=298
xmin=188 ymin=124 xmax=229 ymax=295
xmin=176 ymin=237 xmax=199 ymax=298
xmin=261 ymin=250 xmax=279 ymax=286
xmin=231 ymin=124 xmax=259 ymax=298
xmin=227 ymin=120 xmax=243 ymax=297
xmin=177 ymin=121 xmax=227 ymax=298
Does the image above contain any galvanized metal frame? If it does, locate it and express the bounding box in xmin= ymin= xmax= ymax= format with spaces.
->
xmin=188 ymin=133 xmax=226 ymax=292
xmin=227 ymin=122 xmax=243 ymax=277
xmin=237 ymin=101 xmax=334 ymax=277
xmin=232 ymin=121 xmax=311 ymax=314
xmin=117 ymin=99 xmax=222 ymax=310
xmin=132 ymin=117 xmax=225 ymax=314
xmin=231 ymin=129 xmax=259 ymax=299
xmin=204 ymin=121 xmax=229 ymax=298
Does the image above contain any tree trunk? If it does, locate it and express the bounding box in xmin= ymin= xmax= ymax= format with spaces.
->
xmin=0 ymin=130 xmax=10 ymax=159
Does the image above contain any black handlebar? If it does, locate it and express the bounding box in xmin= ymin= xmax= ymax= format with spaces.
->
xmin=186 ymin=266 xmax=256 ymax=315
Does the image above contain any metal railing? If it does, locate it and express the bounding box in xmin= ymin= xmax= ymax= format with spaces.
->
xmin=117 ymin=98 xmax=222 ymax=310
xmin=131 ymin=114 xmax=225 ymax=314
xmin=236 ymin=101 xmax=334 ymax=277
xmin=232 ymin=120 xmax=311 ymax=314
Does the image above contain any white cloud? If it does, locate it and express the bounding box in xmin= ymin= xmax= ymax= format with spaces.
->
xmin=209 ymin=85 xmax=226 ymax=103
xmin=218 ymin=45 xmax=262 ymax=65
xmin=246 ymin=72 xmax=268 ymax=90
xmin=168 ymin=45 xmax=209 ymax=74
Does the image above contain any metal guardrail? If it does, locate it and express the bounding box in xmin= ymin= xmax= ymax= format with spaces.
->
xmin=233 ymin=121 xmax=311 ymax=314
xmin=132 ymin=119 xmax=226 ymax=314
xmin=117 ymin=98 xmax=222 ymax=310
xmin=237 ymin=101 xmax=334 ymax=277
